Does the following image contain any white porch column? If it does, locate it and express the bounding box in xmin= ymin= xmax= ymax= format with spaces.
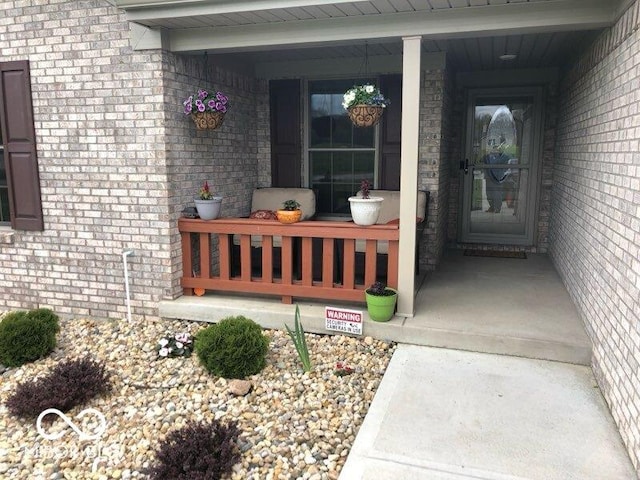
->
xmin=396 ymin=35 xmax=422 ymax=317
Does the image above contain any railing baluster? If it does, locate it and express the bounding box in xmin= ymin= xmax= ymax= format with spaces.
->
xmin=364 ymin=239 xmax=377 ymax=287
xmin=281 ymin=237 xmax=293 ymax=304
xmin=200 ymin=233 xmax=211 ymax=280
xmin=181 ymin=232 xmax=193 ymax=296
xmin=240 ymin=235 xmax=251 ymax=281
xmin=322 ymin=238 xmax=334 ymax=288
xmin=281 ymin=236 xmax=293 ymax=284
xmin=219 ymin=234 xmax=230 ymax=280
xmin=301 ymin=237 xmax=313 ymax=286
xmin=262 ymin=236 xmax=273 ymax=283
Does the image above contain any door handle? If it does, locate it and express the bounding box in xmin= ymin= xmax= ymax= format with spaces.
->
xmin=464 ymin=158 xmax=469 ymax=175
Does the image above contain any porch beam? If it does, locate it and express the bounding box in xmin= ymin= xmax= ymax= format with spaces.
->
xmin=396 ymin=35 xmax=421 ymax=318
xmin=161 ymin=0 xmax=613 ymax=53
xmin=117 ymin=0 xmax=362 ymax=19
xmin=254 ymin=52 xmax=446 ymax=80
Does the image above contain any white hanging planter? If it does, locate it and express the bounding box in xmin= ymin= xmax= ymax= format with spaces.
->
xmin=348 ymin=196 xmax=383 ymax=225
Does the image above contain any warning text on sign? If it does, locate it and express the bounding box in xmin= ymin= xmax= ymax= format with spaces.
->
xmin=325 ymin=307 xmax=363 ymax=335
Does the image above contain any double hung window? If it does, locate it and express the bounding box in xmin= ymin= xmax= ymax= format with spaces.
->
xmin=308 ymin=79 xmax=377 ymax=216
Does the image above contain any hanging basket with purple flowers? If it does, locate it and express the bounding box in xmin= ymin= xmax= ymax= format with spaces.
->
xmin=183 ymin=89 xmax=229 ymax=130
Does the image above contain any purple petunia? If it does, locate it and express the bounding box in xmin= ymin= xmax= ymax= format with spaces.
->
xmin=217 ymin=93 xmax=228 ymax=105
xmin=183 ymin=90 xmax=229 ymax=117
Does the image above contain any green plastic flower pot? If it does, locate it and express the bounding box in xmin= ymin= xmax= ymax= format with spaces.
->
xmin=365 ymin=289 xmax=398 ymax=322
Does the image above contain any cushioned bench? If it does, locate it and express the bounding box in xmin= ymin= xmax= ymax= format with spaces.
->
xmin=232 ymin=187 xmax=315 ymax=276
xmin=238 ymin=187 xmax=316 ymax=247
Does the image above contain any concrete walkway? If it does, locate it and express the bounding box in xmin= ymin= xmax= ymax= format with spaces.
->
xmin=339 ymin=345 xmax=638 ymax=480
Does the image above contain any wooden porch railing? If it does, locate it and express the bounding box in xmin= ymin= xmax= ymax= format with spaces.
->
xmin=178 ymin=218 xmax=399 ymax=304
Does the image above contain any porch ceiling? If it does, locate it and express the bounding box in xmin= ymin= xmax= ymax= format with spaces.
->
xmin=116 ymin=0 xmax=625 ymax=53
xmin=207 ymin=31 xmax=599 ymax=73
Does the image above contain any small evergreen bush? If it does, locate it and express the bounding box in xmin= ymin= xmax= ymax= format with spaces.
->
xmin=0 ymin=308 xmax=60 ymax=367
xmin=147 ymin=420 xmax=240 ymax=480
xmin=195 ymin=316 xmax=269 ymax=379
xmin=6 ymin=356 xmax=111 ymax=419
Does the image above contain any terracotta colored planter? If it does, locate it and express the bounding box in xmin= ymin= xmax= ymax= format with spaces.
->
xmin=276 ymin=209 xmax=302 ymax=224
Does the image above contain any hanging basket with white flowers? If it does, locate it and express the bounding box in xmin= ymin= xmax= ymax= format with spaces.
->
xmin=183 ymin=89 xmax=230 ymax=130
xmin=342 ymin=84 xmax=389 ymax=127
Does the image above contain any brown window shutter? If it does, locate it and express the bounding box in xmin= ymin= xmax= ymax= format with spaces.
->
xmin=270 ymin=79 xmax=301 ymax=187
xmin=379 ymin=74 xmax=402 ymax=190
xmin=0 ymin=60 xmax=43 ymax=231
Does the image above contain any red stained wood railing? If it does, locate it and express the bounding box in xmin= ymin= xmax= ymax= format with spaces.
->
xmin=178 ymin=218 xmax=399 ymax=304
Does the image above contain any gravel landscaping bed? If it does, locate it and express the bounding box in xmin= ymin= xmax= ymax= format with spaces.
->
xmin=0 ymin=317 xmax=395 ymax=479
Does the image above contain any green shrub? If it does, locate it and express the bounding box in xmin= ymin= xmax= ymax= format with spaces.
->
xmin=195 ymin=316 xmax=269 ymax=379
xmin=0 ymin=308 xmax=60 ymax=367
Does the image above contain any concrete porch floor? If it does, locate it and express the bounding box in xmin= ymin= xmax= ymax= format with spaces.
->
xmin=159 ymin=249 xmax=591 ymax=365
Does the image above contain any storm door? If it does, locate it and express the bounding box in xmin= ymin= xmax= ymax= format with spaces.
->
xmin=460 ymin=88 xmax=543 ymax=245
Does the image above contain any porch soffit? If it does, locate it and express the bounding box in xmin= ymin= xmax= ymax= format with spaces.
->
xmin=115 ymin=0 xmax=620 ymax=53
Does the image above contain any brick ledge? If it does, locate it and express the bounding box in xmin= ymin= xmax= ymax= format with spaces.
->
xmin=0 ymin=229 xmax=15 ymax=244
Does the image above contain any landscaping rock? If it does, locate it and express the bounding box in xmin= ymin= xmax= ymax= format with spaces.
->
xmin=0 ymin=317 xmax=395 ymax=479
xmin=228 ymin=379 xmax=252 ymax=396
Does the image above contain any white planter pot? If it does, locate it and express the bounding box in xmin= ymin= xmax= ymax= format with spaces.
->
xmin=348 ymin=196 xmax=383 ymax=226
xmin=194 ymin=197 xmax=222 ymax=220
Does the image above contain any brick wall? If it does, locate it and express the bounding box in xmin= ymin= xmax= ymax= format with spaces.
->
xmin=255 ymin=88 xmax=272 ymax=188
xmin=161 ymin=53 xmax=265 ymax=295
xmin=0 ymin=0 xmax=167 ymax=319
xmin=0 ymin=0 xmax=262 ymax=319
xmin=551 ymin=1 xmax=640 ymax=472
xmin=437 ymin=63 xmax=455 ymax=264
xmin=447 ymin=85 xmax=464 ymax=242
xmin=418 ymin=65 xmax=452 ymax=269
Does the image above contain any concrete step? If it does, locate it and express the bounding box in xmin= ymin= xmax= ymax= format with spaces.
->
xmin=159 ymin=293 xmax=591 ymax=365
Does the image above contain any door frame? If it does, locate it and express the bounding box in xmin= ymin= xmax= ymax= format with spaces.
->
xmin=459 ymin=86 xmax=545 ymax=246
